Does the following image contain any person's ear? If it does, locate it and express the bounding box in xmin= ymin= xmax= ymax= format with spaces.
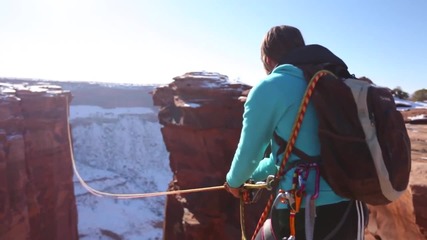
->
xmin=265 ymin=57 xmax=278 ymax=74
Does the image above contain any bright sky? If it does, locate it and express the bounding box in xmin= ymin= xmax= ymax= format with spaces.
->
xmin=1 ymin=0 xmax=426 ymax=94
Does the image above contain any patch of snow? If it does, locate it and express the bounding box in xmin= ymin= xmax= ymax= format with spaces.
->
xmin=182 ymin=71 xmax=228 ymax=79
xmin=408 ymin=114 xmax=427 ymax=120
xmin=71 ymin=105 xmax=171 ymax=239
xmin=70 ymin=105 xmax=154 ymax=119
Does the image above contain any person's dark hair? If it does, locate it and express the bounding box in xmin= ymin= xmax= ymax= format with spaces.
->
xmin=261 ymin=25 xmax=306 ymax=73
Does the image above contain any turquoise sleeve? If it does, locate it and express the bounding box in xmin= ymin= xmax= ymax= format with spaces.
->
xmin=226 ymin=78 xmax=286 ymax=187
xmin=250 ymin=156 xmax=278 ymax=181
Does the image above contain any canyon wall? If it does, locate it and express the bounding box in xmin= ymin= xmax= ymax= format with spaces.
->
xmin=0 ymin=82 xmax=78 ymax=240
xmin=152 ymin=72 xmax=271 ymax=240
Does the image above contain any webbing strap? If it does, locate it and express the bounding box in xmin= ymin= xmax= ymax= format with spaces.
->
xmin=305 ymin=194 xmax=316 ymax=240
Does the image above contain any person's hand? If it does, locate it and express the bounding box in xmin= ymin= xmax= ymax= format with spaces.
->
xmin=224 ymin=182 xmax=241 ymax=198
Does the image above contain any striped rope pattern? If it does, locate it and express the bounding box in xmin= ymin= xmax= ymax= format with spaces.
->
xmin=250 ymin=70 xmax=336 ymax=240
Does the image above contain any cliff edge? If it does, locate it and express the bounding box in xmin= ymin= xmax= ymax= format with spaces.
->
xmin=152 ymin=72 xmax=270 ymax=240
xmin=0 ymin=82 xmax=78 ymax=240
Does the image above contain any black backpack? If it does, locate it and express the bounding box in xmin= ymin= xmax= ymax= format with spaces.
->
xmin=276 ymin=45 xmax=411 ymax=205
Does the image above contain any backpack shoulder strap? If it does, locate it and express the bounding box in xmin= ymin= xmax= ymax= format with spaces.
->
xmin=273 ymin=131 xmax=321 ymax=163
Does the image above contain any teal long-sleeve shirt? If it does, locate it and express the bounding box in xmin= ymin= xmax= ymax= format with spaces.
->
xmin=226 ymin=64 xmax=347 ymax=207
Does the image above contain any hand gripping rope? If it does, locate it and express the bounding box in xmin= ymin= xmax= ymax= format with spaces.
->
xmin=239 ymin=176 xmax=276 ymax=240
xmin=249 ymin=70 xmax=336 ymax=240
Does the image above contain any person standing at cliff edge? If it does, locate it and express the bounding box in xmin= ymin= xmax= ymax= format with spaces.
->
xmin=224 ymin=25 xmax=368 ymax=239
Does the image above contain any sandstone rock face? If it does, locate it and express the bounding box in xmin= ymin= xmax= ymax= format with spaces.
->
xmin=154 ymin=74 xmax=427 ymax=240
xmin=0 ymin=82 xmax=78 ymax=240
xmin=407 ymin=124 xmax=427 ymax=238
xmin=152 ymin=72 xmax=271 ymax=240
xmin=365 ymin=188 xmax=424 ymax=239
xmin=365 ymin=123 xmax=427 ymax=240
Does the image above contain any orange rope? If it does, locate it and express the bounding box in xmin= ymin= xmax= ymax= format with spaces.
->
xmin=290 ymin=212 xmax=296 ymax=236
xmin=250 ymin=70 xmax=336 ymax=240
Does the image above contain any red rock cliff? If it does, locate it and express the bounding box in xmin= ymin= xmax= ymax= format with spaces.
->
xmin=152 ymin=72 xmax=272 ymax=240
xmin=0 ymin=82 xmax=78 ymax=240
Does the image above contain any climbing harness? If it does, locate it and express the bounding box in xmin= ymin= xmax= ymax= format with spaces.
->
xmin=279 ymin=163 xmax=320 ymax=239
xmin=250 ymin=70 xmax=334 ymax=240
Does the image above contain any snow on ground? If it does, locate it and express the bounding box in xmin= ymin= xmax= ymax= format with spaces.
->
xmin=70 ymin=105 xmax=154 ymax=118
xmin=70 ymin=105 xmax=171 ymax=240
